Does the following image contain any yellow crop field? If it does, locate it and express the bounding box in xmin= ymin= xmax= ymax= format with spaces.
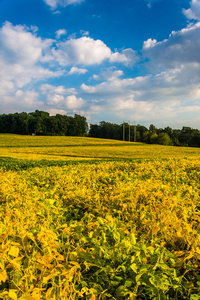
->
xmin=0 ymin=134 xmax=200 ymax=161
xmin=0 ymin=134 xmax=200 ymax=299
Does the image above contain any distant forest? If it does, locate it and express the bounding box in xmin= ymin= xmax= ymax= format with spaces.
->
xmin=0 ymin=110 xmax=88 ymax=136
xmin=89 ymin=121 xmax=200 ymax=147
xmin=0 ymin=110 xmax=200 ymax=147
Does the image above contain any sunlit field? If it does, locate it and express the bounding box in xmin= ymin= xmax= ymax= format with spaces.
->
xmin=0 ymin=134 xmax=200 ymax=161
xmin=1 ymin=134 xmax=200 ymax=299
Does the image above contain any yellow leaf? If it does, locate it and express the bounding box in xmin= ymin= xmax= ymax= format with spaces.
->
xmin=45 ymin=287 xmax=53 ymax=299
xmin=9 ymin=290 xmax=18 ymax=300
xmin=152 ymin=226 xmax=159 ymax=235
xmin=19 ymin=296 xmax=35 ymax=300
xmin=0 ymin=270 xmax=7 ymax=283
xmin=195 ymin=247 xmax=200 ymax=254
xmin=8 ymin=246 xmax=19 ymax=258
xmin=131 ymin=233 xmax=136 ymax=245
xmin=106 ymin=215 xmax=113 ymax=222
xmin=176 ymin=231 xmax=182 ymax=237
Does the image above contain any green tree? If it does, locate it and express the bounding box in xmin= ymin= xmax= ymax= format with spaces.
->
xmin=143 ymin=131 xmax=150 ymax=143
xmin=157 ymin=133 xmax=172 ymax=145
xmin=150 ymin=132 xmax=158 ymax=144
xmin=149 ymin=124 xmax=157 ymax=134
xmin=73 ymin=114 xmax=88 ymax=136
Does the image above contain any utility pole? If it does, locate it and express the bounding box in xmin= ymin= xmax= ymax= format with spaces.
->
xmin=123 ymin=121 xmax=125 ymax=141
xmin=129 ymin=121 xmax=130 ymax=142
xmin=134 ymin=121 xmax=136 ymax=142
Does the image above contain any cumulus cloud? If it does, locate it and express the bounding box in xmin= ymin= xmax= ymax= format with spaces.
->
xmin=0 ymin=22 xmax=67 ymax=114
xmin=110 ymin=48 xmax=139 ymax=66
xmin=40 ymin=83 xmax=72 ymax=95
xmin=0 ymin=89 xmax=45 ymax=114
xmin=56 ymin=29 xmax=67 ymax=39
xmin=80 ymin=57 xmax=200 ymax=128
xmin=40 ymin=84 xmax=84 ymax=113
xmin=2 ymin=9 xmax=200 ymax=128
xmin=15 ymin=90 xmax=40 ymax=106
xmin=143 ymin=38 xmax=157 ymax=49
xmin=143 ymin=22 xmax=200 ymax=70
xmin=0 ymin=80 xmax=15 ymax=96
xmin=183 ymin=0 xmax=200 ymax=20
xmin=68 ymin=66 xmax=88 ymax=75
xmin=40 ymin=84 xmax=78 ymax=106
xmin=81 ymin=76 xmax=149 ymax=95
xmin=0 ymin=22 xmax=61 ymax=90
xmin=90 ymin=68 xmax=124 ymax=82
xmin=65 ymin=95 xmax=84 ymax=109
xmin=101 ymin=69 xmax=124 ymax=81
xmin=43 ymin=0 xmax=84 ymax=10
xmin=0 ymin=21 xmax=52 ymax=66
xmin=139 ymin=2 xmax=200 ymax=122
xmin=52 ymin=36 xmax=138 ymax=66
xmin=53 ymin=37 xmax=112 ymax=65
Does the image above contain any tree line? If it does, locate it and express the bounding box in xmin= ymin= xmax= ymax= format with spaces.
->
xmin=1 ymin=111 xmax=200 ymax=147
xmin=89 ymin=121 xmax=200 ymax=147
xmin=0 ymin=110 xmax=88 ymax=136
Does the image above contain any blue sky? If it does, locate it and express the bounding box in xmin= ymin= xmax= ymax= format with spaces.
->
xmin=0 ymin=0 xmax=200 ymax=129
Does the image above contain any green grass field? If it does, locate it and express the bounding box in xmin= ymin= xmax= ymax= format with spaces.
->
xmin=1 ymin=134 xmax=200 ymax=299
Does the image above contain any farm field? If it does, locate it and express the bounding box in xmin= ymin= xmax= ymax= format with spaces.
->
xmin=0 ymin=134 xmax=200 ymax=299
xmin=0 ymin=134 xmax=200 ymax=162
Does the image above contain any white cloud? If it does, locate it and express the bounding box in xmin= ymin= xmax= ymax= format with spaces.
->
xmin=15 ymin=90 xmax=40 ymax=105
xmin=41 ymin=84 xmax=65 ymax=94
xmin=47 ymin=94 xmax=65 ymax=105
xmin=40 ymin=84 xmax=82 ymax=111
xmin=65 ymin=95 xmax=84 ymax=109
xmin=101 ymin=69 xmax=124 ymax=81
xmin=110 ymin=49 xmax=139 ymax=66
xmin=2 ymin=7 xmax=200 ymax=129
xmin=80 ymin=60 xmax=200 ymax=128
xmin=0 ymin=22 xmax=61 ymax=89
xmin=44 ymin=0 xmax=58 ymax=9
xmin=56 ymin=29 xmax=67 ymax=39
xmin=183 ymin=0 xmax=200 ymax=20
xmin=143 ymin=38 xmax=157 ymax=49
xmin=53 ymin=36 xmax=138 ymax=67
xmin=0 ymin=80 xmax=15 ymax=96
xmin=0 ymin=89 xmax=44 ymax=114
xmin=143 ymin=22 xmax=200 ymax=70
xmin=40 ymin=83 xmax=77 ymax=95
xmin=0 ymin=22 xmax=66 ymax=114
xmin=81 ymin=76 xmax=149 ymax=95
xmin=145 ymin=0 xmax=161 ymax=8
xmin=43 ymin=0 xmax=84 ymax=10
xmin=80 ymin=30 xmax=89 ymax=36
xmin=53 ymin=37 xmax=112 ymax=66
xmin=47 ymin=108 xmax=68 ymax=115
xmin=0 ymin=22 xmax=52 ymax=65
xmin=68 ymin=66 xmax=88 ymax=75
xmin=93 ymin=74 xmax=100 ymax=80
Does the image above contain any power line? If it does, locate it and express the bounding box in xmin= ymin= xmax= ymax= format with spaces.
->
xmin=123 ymin=121 xmax=125 ymax=141
xmin=134 ymin=121 xmax=136 ymax=142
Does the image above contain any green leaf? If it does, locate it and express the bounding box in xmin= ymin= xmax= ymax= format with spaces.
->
xmin=115 ymin=285 xmax=129 ymax=297
xmin=125 ymin=280 xmax=132 ymax=288
xmin=190 ymin=295 xmax=200 ymax=300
